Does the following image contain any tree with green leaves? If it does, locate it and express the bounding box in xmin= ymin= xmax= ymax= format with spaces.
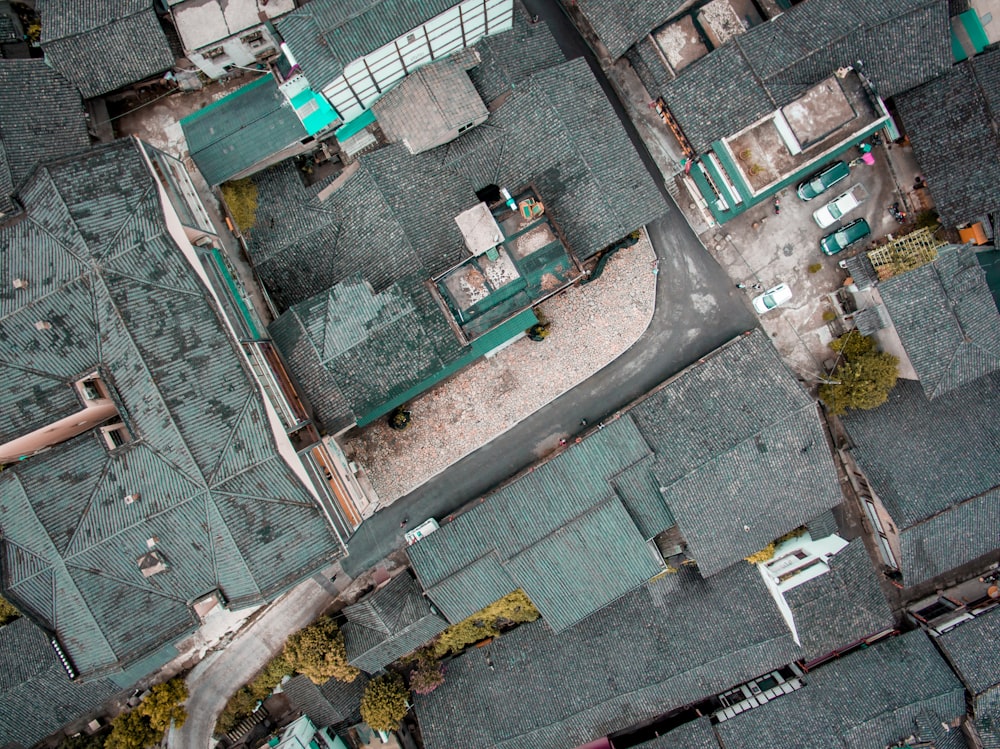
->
xmin=104 ymin=711 xmax=158 ymax=749
xmin=0 ymin=594 xmax=20 ymax=625
xmin=138 ymin=677 xmax=188 ymax=732
xmin=284 ymin=616 xmax=360 ymax=684
xmin=360 ymin=673 xmax=410 ymax=733
xmin=819 ymin=332 xmax=899 ymax=415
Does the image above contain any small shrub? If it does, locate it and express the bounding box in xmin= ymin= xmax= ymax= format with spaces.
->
xmin=360 ymin=673 xmax=410 ymax=733
xmin=408 ymin=658 xmax=444 ymax=695
xmin=388 ymin=406 xmax=411 ymax=431
xmin=526 ymin=322 xmax=550 ymax=341
xmin=220 ymin=179 xmax=258 ymax=231
xmin=0 ymin=594 xmax=20 ymax=625
xmin=427 ymin=589 xmax=540 ymax=659
xmin=822 ymin=310 xmax=837 ymax=322
xmin=915 ymin=209 xmax=939 ymax=229
xmin=808 ymin=263 xmax=823 ymax=274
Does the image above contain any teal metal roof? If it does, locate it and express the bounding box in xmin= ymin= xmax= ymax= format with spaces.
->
xmin=182 ymin=74 xmax=308 ymax=185
xmin=408 ymin=418 xmax=661 ymax=631
xmin=0 ymin=141 xmax=344 ymax=679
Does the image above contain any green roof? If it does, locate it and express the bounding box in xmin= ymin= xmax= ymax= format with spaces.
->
xmin=182 ymin=74 xmax=308 ymax=185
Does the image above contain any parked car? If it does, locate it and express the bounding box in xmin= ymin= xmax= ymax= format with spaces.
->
xmin=813 ymin=184 xmax=869 ymax=228
xmin=796 ymin=161 xmax=850 ymax=201
xmin=752 ymin=283 xmax=793 ymax=314
xmin=820 ymin=218 xmax=871 ymax=255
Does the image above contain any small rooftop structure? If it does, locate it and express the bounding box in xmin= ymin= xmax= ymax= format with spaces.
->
xmin=40 ymin=0 xmax=174 ymax=98
xmin=454 ymin=202 xmax=504 ymax=255
xmin=169 ymin=0 xmax=293 ymax=57
xmin=341 ymin=573 xmax=449 ymax=674
xmin=895 ymin=46 xmax=1000 ymax=228
xmin=878 ymin=244 xmax=1000 ymax=399
xmin=373 ymin=56 xmax=488 ymax=154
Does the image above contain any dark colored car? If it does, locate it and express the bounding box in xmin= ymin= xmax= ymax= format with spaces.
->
xmin=820 ymin=218 xmax=871 ymax=256
xmin=796 ymin=160 xmax=850 ymax=201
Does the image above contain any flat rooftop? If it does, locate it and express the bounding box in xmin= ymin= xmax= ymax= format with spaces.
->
xmin=722 ymin=73 xmax=882 ymax=194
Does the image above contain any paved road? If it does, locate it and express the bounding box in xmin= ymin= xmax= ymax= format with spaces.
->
xmin=170 ymin=579 xmax=335 ymax=749
xmin=342 ymin=0 xmax=755 ymax=576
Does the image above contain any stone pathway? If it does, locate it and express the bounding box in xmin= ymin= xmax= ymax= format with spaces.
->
xmin=342 ymin=232 xmax=657 ymax=505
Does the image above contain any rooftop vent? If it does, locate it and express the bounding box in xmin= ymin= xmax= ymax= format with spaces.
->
xmin=34 ymin=320 xmax=51 ymax=331
xmin=124 ymin=493 xmax=140 ymax=505
xmin=12 ymin=277 xmax=28 ymax=289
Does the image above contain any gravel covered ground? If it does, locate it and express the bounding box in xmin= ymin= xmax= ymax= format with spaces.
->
xmin=342 ymin=231 xmax=657 ymax=506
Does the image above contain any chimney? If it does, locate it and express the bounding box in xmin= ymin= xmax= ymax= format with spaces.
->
xmin=34 ymin=320 xmax=51 ymax=331
xmin=13 ymin=277 xmax=28 ymax=289
xmin=124 ymin=493 xmax=140 ymax=505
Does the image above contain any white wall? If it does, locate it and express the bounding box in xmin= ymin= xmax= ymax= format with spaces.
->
xmin=321 ymin=0 xmax=514 ymax=122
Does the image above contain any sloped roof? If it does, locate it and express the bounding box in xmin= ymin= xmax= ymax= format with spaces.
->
xmin=255 ymin=50 xmax=661 ymax=430
xmin=0 ymin=617 xmax=118 ymax=747
xmin=182 ymin=74 xmax=308 ymax=186
xmin=842 ymin=374 xmax=1000 ymax=585
xmin=937 ymin=606 xmax=1000 ymax=698
xmin=648 ymin=0 xmax=951 ymax=153
xmin=408 ymin=417 xmax=666 ymax=632
xmin=633 ymin=718 xmax=720 ymax=749
xmin=40 ymin=0 xmax=174 ymax=98
xmin=0 ymin=140 xmax=343 ymax=678
xmin=895 ymin=47 xmax=1000 ymax=228
xmin=630 ymin=331 xmax=844 ymax=576
xmin=879 ymin=244 xmax=1000 ymax=399
xmin=715 ymin=630 xmax=965 ymax=749
xmin=0 ymin=59 xmax=90 ymax=216
xmin=783 ymin=539 xmax=893 ymax=662
xmin=282 ymin=673 xmax=368 ymax=730
xmin=342 ymin=573 xmax=448 ymax=673
xmin=373 ymin=57 xmax=488 ymax=154
xmin=416 ymin=552 xmax=890 ymax=749
xmin=574 ymin=0 xmax=690 ymax=59
xmin=275 ymin=0 xmax=456 ymax=91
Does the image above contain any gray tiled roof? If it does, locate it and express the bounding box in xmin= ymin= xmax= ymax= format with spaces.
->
xmin=408 ymin=417 xmax=665 ymax=632
xmin=373 ymin=57 xmax=488 ymax=154
xmin=937 ymin=606 xmax=1000 ymax=697
xmin=843 ymin=371 xmax=1000 ymax=586
xmin=342 ymin=573 xmax=448 ymax=674
xmin=283 ymin=672 xmax=369 ymax=731
xmin=633 ymin=717 xmax=720 ymax=749
xmin=842 ymin=365 xmax=1000 ymax=527
xmin=654 ymin=0 xmax=951 ymax=153
xmin=255 ymin=44 xmax=661 ymax=430
xmin=630 ymin=331 xmax=844 ymax=576
xmin=715 ymin=630 xmax=965 ymax=749
xmin=0 ymin=140 xmax=343 ymax=679
xmin=415 ymin=564 xmax=802 ymax=749
xmin=275 ymin=0 xmax=456 ymax=91
xmin=0 ymin=59 xmax=90 ymax=215
xmin=979 ymin=688 xmax=1000 ymax=749
xmin=182 ymin=74 xmax=308 ymax=186
xmin=40 ymin=0 xmax=174 ymax=98
xmin=895 ymin=47 xmax=1000 ymax=228
xmin=574 ymin=0 xmax=689 ymax=59
xmin=0 ymin=617 xmax=118 ymax=747
xmin=416 ymin=545 xmax=895 ymax=749
xmin=783 ymin=539 xmax=893 ymax=662
xmin=898 ymin=488 xmax=1000 ymax=585
xmin=879 ymin=244 xmax=1000 ymax=399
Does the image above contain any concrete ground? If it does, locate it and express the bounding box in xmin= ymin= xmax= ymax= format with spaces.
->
xmin=699 ymin=139 xmax=929 ymax=380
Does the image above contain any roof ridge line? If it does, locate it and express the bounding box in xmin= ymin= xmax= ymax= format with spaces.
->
xmin=204 ymin=389 xmax=257 ymax=486
xmin=95 ymin=181 xmax=159 ymax=263
xmin=63 ymin=558 xmax=189 ymax=603
xmin=93 ymin=272 xmax=207 ymax=486
xmin=902 ymin=483 xmax=1000 ymax=531
xmin=62 ymin=455 xmax=115 ymax=557
xmin=205 ymin=496 xmax=263 ymax=601
xmin=210 ymin=484 xmax=318 ymax=508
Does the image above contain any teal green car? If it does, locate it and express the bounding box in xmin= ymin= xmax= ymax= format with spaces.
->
xmin=796 ymin=160 xmax=850 ymax=201
xmin=820 ymin=218 xmax=871 ymax=255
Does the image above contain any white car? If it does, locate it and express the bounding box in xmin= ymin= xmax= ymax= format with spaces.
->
xmin=812 ymin=184 xmax=869 ymax=228
xmin=752 ymin=283 xmax=793 ymax=314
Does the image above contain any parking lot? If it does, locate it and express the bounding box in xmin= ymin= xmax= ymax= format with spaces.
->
xmin=701 ymin=138 xmax=929 ymax=381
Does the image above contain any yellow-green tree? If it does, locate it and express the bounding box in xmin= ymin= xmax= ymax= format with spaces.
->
xmin=105 ymin=711 xmax=157 ymax=749
xmin=360 ymin=673 xmax=410 ymax=733
xmin=284 ymin=616 xmax=360 ymax=684
xmin=138 ymin=677 xmax=188 ymax=732
xmin=0 ymin=594 xmax=20 ymax=625
xmin=819 ymin=332 xmax=898 ymax=415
